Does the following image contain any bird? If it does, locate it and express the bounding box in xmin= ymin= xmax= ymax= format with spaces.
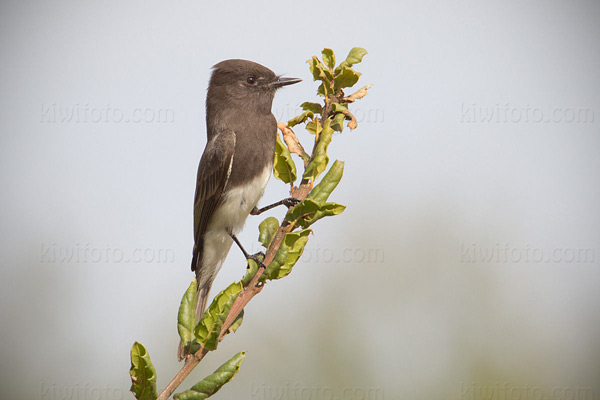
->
xmin=178 ymin=59 xmax=301 ymax=360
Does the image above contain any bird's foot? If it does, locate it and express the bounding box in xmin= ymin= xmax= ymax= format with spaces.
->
xmin=248 ymin=251 xmax=266 ymax=268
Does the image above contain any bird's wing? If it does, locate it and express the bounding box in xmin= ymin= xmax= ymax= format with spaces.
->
xmin=191 ymin=129 xmax=236 ymax=272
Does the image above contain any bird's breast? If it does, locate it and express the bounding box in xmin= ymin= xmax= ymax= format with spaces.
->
xmin=209 ymin=164 xmax=272 ymax=234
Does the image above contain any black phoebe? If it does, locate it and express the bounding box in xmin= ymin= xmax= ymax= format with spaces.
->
xmin=178 ymin=59 xmax=300 ymax=360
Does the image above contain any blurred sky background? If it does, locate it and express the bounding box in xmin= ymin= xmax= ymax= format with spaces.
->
xmin=1 ymin=1 xmax=599 ymax=399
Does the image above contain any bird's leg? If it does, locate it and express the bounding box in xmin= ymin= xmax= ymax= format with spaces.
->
xmin=230 ymin=233 xmax=265 ymax=266
xmin=250 ymin=197 xmax=301 ymax=215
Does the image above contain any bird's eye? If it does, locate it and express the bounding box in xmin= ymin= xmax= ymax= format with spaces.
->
xmin=246 ymin=76 xmax=256 ymax=85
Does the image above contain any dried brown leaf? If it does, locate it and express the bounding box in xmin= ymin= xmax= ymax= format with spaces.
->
xmin=277 ymin=122 xmax=309 ymax=163
xmin=342 ymin=84 xmax=372 ymax=103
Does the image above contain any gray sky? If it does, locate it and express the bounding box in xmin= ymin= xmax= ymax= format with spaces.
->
xmin=1 ymin=1 xmax=599 ymax=399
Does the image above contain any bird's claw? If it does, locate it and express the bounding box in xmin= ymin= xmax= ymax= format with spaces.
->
xmin=248 ymin=251 xmax=266 ymax=268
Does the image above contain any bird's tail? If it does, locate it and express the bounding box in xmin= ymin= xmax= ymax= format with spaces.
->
xmin=177 ymin=281 xmax=213 ymax=361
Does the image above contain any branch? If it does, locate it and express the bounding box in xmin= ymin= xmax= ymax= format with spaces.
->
xmin=157 ymin=351 xmax=208 ymax=400
xmin=156 ymin=189 xmax=310 ymax=400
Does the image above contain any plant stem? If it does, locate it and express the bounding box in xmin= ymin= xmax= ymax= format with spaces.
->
xmin=157 ymin=349 xmax=208 ymax=400
xmin=156 ymin=183 xmax=311 ymax=400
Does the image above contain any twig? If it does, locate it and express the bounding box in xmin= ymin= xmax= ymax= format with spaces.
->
xmin=156 ymin=195 xmax=308 ymax=400
xmin=157 ymin=349 xmax=208 ymax=400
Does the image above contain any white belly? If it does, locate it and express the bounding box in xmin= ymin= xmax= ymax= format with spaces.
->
xmin=198 ymin=166 xmax=271 ymax=287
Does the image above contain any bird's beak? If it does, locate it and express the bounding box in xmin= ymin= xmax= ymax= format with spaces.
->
xmin=270 ymin=76 xmax=302 ymax=88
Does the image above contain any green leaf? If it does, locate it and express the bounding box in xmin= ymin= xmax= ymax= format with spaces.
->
xmin=287 ymin=161 xmax=346 ymax=228
xmin=308 ymin=56 xmax=328 ymax=81
xmin=303 ymin=117 xmax=334 ymax=182
xmin=285 ymin=198 xmax=346 ymax=229
xmin=335 ymin=47 xmax=368 ymax=72
xmin=331 ymin=113 xmax=345 ymax=132
xmin=241 ymin=259 xmax=259 ymax=287
xmin=317 ymin=83 xmax=326 ymax=97
xmin=300 ymin=202 xmax=346 ymax=228
xmin=317 ymin=81 xmax=334 ymax=96
xmin=306 ymin=118 xmax=320 ymax=135
xmin=307 ymin=160 xmax=345 ymax=203
xmin=321 ymin=48 xmax=335 ymax=70
xmin=307 ymin=56 xmax=333 ymax=82
xmin=173 ymin=352 xmax=246 ymax=400
xmin=227 ymin=309 xmax=244 ymax=334
xmin=263 ymin=229 xmax=311 ymax=280
xmin=285 ymin=198 xmax=322 ymax=224
xmin=195 ymin=282 xmax=243 ymax=350
xmin=287 ymin=110 xmax=313 ymax=128
xmin=300 ymin=102 xmax=323 ymax=114
xmin=258 ymin=217 xmax=279 ymax=248
xmin=129 ymin=342 xmax=158 ymax=400
xmin=330 ymin=103 xmax=349 ymax=131
xmin=273 ymin=134 xmax=297 ymax=184
xmin=334 ymin=66 xmax=361 ymax=90
xmin=308 ymin=57 xmax=334 ymax=96
xmin=331 ymin=102 xmax=348 ymax=112
xmin=345 ymin=47 xmax=368 ymax=66
xmin=178 ymin=280 xmax=198 ymax=351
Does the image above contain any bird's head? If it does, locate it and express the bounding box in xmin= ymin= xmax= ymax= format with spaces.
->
xmin=207 ymin=59 xmax=301 ymax=114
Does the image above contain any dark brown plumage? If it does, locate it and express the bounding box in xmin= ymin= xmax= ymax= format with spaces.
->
xmin=178 ymin=59 xmax=300 ymax=360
